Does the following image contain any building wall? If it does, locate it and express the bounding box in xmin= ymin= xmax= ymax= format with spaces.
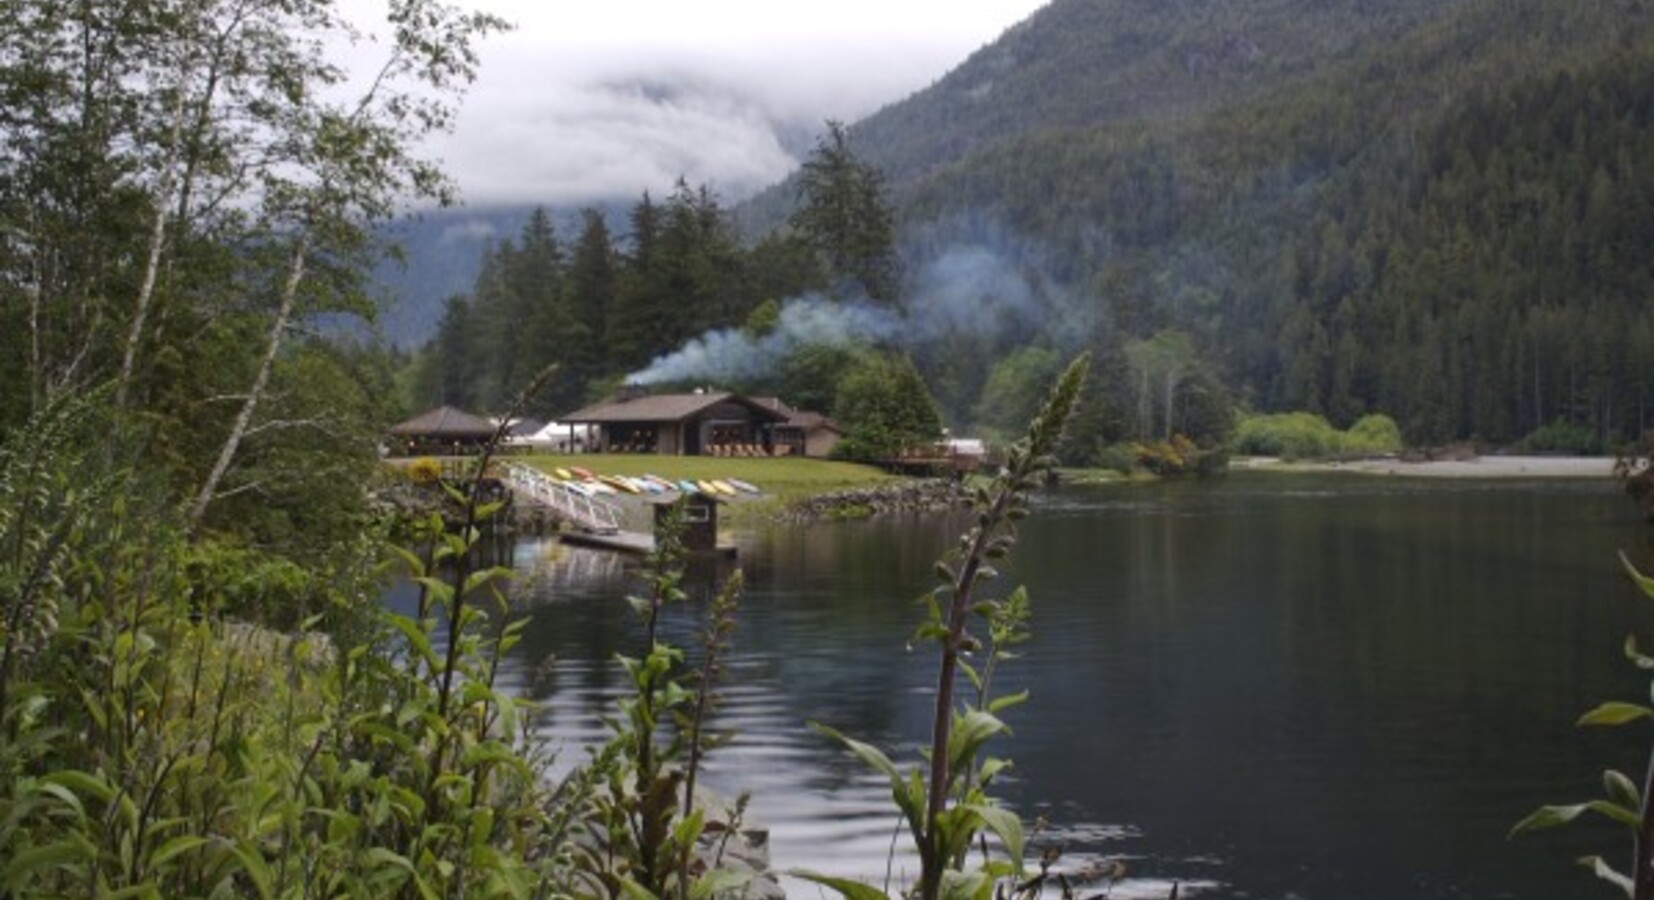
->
xmin=804 ymin=427 xmax=841 ymax=458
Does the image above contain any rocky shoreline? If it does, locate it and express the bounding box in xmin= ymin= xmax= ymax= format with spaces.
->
xmin=775 ymin=477 xmax=963 ymax=523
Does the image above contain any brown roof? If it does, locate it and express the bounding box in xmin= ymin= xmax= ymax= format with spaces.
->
xmin=389 ymin=405 xmax=498 ymax=438
xmin=751 ymin=396 xmax=795 ymax=416
xmin=780 ymin=410 xmax=841 ymax=433
xmin=562 ymin=392 xmax=789 ymax=424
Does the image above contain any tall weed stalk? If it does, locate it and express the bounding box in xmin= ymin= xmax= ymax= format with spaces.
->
xmin=1512 ymin=553 xmax=1654 ymax=899
xmin=796 ymin=354 xmax=1089 ymax=900
xmin=571 ymin=503 xmax=752 ymax=900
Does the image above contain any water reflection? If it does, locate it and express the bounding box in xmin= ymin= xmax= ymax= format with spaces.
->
xmin=494 ymin=474 xmax=1654 ymax=900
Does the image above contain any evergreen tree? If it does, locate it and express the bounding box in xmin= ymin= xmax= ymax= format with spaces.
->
xmin=566 ymin=207 xmax=620 ymax=402
xmin=833 ymin=353 xmax=943 ymax=461
xmin=790 ymin=121 xmax=899 ymax=303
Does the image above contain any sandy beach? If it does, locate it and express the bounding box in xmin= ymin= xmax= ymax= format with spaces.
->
xmin=1235 ymin=454 xmax=1618 ymax=478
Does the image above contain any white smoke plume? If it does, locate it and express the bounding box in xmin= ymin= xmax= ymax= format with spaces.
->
xmin=626 ymin=244 xmax=1058 ymax=386
xmin=626 ymin=294 xmax=902 ymax=386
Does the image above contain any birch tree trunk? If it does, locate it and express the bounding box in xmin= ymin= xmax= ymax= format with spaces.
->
xmin=186 ymin=235 xmax=308 ymax=534
xmin=115 ymin=84 xmax=191 ymax=409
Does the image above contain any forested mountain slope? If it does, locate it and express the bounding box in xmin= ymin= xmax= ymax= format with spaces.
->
xmin=740 ymin=0 xmax=1654 ymax=445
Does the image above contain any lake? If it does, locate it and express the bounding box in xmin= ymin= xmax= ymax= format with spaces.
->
xmin=492 ymin=472 xmax=1654 ymax=899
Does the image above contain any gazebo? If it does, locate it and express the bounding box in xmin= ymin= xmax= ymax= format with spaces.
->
xmin=388 ymin=405 xmax=497 ymax=456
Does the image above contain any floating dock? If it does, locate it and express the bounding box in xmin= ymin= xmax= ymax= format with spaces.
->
xmin=557 ymin=528 xmax=736 ymax=558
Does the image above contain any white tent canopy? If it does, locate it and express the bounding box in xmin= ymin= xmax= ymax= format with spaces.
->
xmin=509 ymin=420 xmax=599 ymax=451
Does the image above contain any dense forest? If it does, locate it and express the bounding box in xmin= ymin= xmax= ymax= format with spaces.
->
xmin=726 ymin=0 xmax=1654 ymax=451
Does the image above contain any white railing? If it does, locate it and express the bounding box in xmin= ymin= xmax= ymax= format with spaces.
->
xmin=498 ymin=462 xmax=621 ymax=534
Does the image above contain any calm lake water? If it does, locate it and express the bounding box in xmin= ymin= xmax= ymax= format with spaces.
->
xmin=489 ymin=472 xmax=1654 ymax=899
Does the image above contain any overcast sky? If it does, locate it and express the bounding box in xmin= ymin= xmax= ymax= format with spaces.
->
xmin=400 ymin=1 xmax=1050 ymax=208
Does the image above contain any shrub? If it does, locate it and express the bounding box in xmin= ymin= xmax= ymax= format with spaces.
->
xmin=1231 ymin=412 xmax=1342 ymax=459
xmin=1093 ymin=442 xmax=1136 ymax=475
xmin=1132 ymin=434 xmax=1198 ymax=475
xmin=1514 ymin=419 xmax=1604 ymax=455
xmin=1232 ymin=411 xmax=1403 ymax=460
xmin=1346 ymin=414 xmax=1404 ymax=454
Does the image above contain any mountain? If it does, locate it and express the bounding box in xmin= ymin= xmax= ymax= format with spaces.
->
xmin=389 ymin=0 xmax=1654 ymax=446
xmin=738 ymin=0 xmax=1654 ymax=445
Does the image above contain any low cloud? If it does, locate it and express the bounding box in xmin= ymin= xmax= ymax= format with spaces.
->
xmin=438 ymin=219 xmax=499 ymax=244
xmin=420 ymin=5 xmax=1042 ymax=207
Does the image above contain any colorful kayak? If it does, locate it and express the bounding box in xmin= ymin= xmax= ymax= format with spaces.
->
xmin=709 ymin=479 xmax=737 ymax=496
xmin=570 ymin=466 xmax=595 ymax=480
xmin=678 ymin=479 xmax=700 ymax=494
xmin=727 ymin=478 xmax=761 ymax=494
xmin=554 ymin=467 xmax=573 ymax=480
xmin=599 ymin=474 xmax=639 ymax=494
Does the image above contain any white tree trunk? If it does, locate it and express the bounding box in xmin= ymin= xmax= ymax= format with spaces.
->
xmin=186 ymin=236 xmax=308 ymax=534
xmin=115 ymin=84 xmax=191 ymax=409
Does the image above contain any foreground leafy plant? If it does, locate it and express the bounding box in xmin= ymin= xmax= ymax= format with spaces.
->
xmin=571 ymin=504 xmax=751 ymax=900
xmin=1512 ymin=554 xmax=1654 ymax=898
xmin=0 ymin=378 xmax=585 ymax=898
xmin=797 ymin=354 xmax=1089 ymax=900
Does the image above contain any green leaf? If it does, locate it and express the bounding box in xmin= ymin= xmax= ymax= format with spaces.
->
xmin=1577 ymin=702 xmax=1653 ymax=727
xmin=1511 ymin=800 xmax=1641 ymax=836
xmin=462 ymin=566 xmax=507 ymax=597
xmin=150 ymin=835 xmax=210 ymax=868
xmin=987 ymin=689 xmax=1030 ymax=714
xmin=947 ymin=709 xmax=1007 ymax=778
xmin=1584 ymin=799 xmax=1643 ymax=828
xmin=810 ymin=721 xmax=900 ymax=782
xmin=43 ymin=769 xmax=117 ymax=807
xmin=385 ymin=543 xmax=427 ymax=577
xmin=32 ymin=780 xmax=87 ymax=819
xmin=1578 ymin=855 xmax=1635 ymax=898
xmin=227 ymin=840 xmax=273 ymax=900
xmin=1511 ymin=803 xmax=1591 ymax=836
xmin=690 ymin=867 xmax=756 ymax=900
xmin=961 ymin=803 xmax=1026 ymax=874
xmin=938 ymin=868 xmax=990 ymax=900
xmin=788 ymin=870 xmax=893 ymax=900
xmin=978 ymin=757 xmax=1013 ymax=782
xmin=617 ymin=875 xmax=663 ymax=900
xmin=1620 ymin=552 xmax=1654 ymax=600
xmin=1624 ymin=635 xmax=1654 ymax=670
xmin=3 ymin=838 xmax=94 ymax=890
xmin=1604 ymin=769 xmax=1642 ymax=812
xmin=385 ymin=614 xmax=439 ymax=667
